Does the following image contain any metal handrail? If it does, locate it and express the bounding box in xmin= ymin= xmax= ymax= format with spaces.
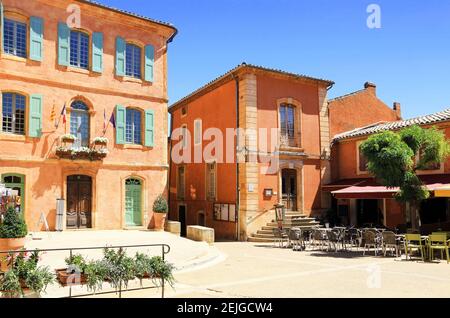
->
xmin=0 ymin=243 xmax=171 ymax=298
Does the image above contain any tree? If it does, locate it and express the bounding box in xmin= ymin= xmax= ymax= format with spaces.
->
xmin=360 ymin=125 xmax=450 ymax=229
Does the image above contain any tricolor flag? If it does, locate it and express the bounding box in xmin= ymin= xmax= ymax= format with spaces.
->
xmin=61 ymin=103 xmax=67 ymax=124
xmin=103 ymin=108 xmax=107 ymax=133
xmin=50 ymin=103 xmax=56 ymax=127
xmin=109 ymin=111 xmax=116 ymax=129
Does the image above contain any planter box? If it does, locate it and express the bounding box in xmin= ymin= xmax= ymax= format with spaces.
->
xmin=94 ymin=141 xmax=108 ymax=146
xmin=55 ymin=269 xmax=88 ymax=286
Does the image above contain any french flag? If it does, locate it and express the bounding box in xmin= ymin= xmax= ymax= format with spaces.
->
xmin=61 ymin=103 xmax=67 ymax=124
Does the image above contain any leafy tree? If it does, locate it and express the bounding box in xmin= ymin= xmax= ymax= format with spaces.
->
xmin=360 ymin=125 xmax=450 ymax=228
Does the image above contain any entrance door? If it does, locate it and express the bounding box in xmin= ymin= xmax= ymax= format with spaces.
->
xmin=67 ymin=175 xmax=92 ymax=229
xmin=282 ymin=169 xmax=297 ymax=211
xmin=125 ymin=178 xmax=142 ymax=226
xmin=179 ymin=205 xmax=186 ymax=237
xmin=357 ymin=199 xmax=380 ymax=227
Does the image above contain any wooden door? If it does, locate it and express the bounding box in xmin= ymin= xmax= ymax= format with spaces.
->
xmin=67 ymin=175 xmax=92 ymax=229
xmin=282 ymin=169 xmax=297 ymax=211
xmin=125 ymin=179 xmax=142 ymax=226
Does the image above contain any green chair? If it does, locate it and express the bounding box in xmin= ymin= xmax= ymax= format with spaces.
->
xmin=428 ymin=234 xmax=450 ymax=263
xmin=404 ymin=234 xmax=425 ymax=261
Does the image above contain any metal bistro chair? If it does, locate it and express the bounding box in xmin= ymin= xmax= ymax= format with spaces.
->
xmin=381 ymin=231 xmax=400 ymax=257
xmin=428 ymin=234 xmax=450 ymax=263
xmin=346 ymin=228 xmax=362 ymax=251
xmin=363 ymin=230 xmax=379 ymax=256
xmin=404 ymin=234 xmax=426 ymax=261
xmin=327 ymin=230 xmax=341 ymax=253
xmin=288 ymin=228 xmax=304 ymax=251
xmin=312 ymin=229 xmax=327 ymax=251
xmin=272 ymin=228 xmax=288 ymax=248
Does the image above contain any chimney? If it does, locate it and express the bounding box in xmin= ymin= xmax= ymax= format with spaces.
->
xmin=364 ymin=82 xmax=376 ymax=95
xmin=393 ymin=102 xmax=402 ymax=119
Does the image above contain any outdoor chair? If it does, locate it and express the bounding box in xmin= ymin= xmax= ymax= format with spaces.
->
xmin=428 ymin=234 xmax=450 ymax=263
xmin=312 ymin=229 xmax=327 ymax=251
xmin=363 ymin=230 xmax=379 ymax=256
xmin=288 ymin=228 xmax=303 ymax=251
xmin=404 ymin=234 xmax=426 ymax=261
xmin=327 ymin=230 xmax=341 ymax=252
xmin=381 ymin=231 xmax=400 ymax=257
xmin=272 ymin=228 xmax=288 ymax=248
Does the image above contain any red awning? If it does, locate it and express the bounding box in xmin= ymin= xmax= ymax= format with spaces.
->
xmin=329 ymin=174 xmax=450 ymax=199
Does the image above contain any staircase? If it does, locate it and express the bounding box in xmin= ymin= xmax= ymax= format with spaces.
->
xmin=247 ymin=211 xmax=321 ymax=243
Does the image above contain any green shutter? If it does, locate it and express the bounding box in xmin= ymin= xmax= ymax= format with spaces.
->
xmin=58 ymin=22 xmax=70 ymax=66
xmin=115 ymin=37 xmax=126 ymax=76
xmin=144 ymin=109 xmax=154 ymax=147
xmin=144 ymin=45 xmax=154 ymax=82
xmin=92 ymin=32 xmax=103 ymax=73
xmin=116 ymin=105 xmax=126 ymax=144
xmin=1 ymin=2 xmax=4 ymax=53
xmin=29 ymin=94 xmax=43 ymax=138
xmin=29 ymin=17 xmax=44 ymax=62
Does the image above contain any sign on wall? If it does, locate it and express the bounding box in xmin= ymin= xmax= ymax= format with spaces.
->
xmin=214 ymin=203 xmax=237 ymax=222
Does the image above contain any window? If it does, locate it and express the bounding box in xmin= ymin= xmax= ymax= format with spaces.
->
xmin=357 ymin=142 xmax=369 ymax=173
xmin=280 ymin=104 xmax=295 ymax=139
xmin=3 ymin=18 xmax=27 ymax=58
xmin=213 ymin=203 xmax=236 ymax=222
xmin=417 ymin=149 xmax=442 ymax=171
xmin=177 ymin=166 xmax=185 ymax=200
xmin=181 ymin=125 xmax=188 ymax=149
xmin=181 ymin=107 xmax=187 ymax=117
xmin=70 ymin=30 xmax=89 ymax=69
xmin=126 ymin=108 xmax=142 ymax=144
xmin=2 ymin=93 xmax=25 ymax=135
xmin=70 ymin=101 xmax=90 ymax=147
xmin=206 ymin=162 xmax=217 ymax=200
xmin=126 ymin=44 xmax=142 ymax=78
xmin=194 ymin=119 xmax=202 ymax=145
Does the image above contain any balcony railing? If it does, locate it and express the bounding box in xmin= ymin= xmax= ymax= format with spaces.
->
xmin=279 ymin=134 xmax=300 ymax=149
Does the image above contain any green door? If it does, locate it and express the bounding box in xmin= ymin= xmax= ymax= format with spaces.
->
xmin=125 ymin=179 xmax=142 ymax=226
xmin=2 ymin=174 xmax=25 ymax=213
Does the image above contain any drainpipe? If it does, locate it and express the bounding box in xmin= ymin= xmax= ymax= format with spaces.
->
xmin=232 ymin=73 xmax=240 ymax=241
xmin=168 ymin=113 xmax=174 ymax=220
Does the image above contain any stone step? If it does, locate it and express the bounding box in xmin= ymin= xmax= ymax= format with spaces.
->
xmin=247 ymin=236 xmax=279 ymax=243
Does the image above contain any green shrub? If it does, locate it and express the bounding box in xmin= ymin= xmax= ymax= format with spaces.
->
xmin=0 ymin=270 xmax=22 ymax=298
xmin=153 ymin=195 xmax=168 ymax=213
xmin=0 ymin=207 xmax=28 ymax=239
xmin=65 ymin=253 xmax=87 ymax=274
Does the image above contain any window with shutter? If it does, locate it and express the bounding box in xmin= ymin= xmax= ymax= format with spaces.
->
xmin=206 ymin=162 xmax=216 ymax=200
xmin=194 ymin=119 xmax=202 ymax=145
xmin=177 ymin=166 xmax=185 ymax=200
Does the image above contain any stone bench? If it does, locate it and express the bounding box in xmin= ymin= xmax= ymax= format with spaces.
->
xmin=165 ymin=221 xmax=181 ymax=236
xmin=186 ymin=225 xmax=215 ymax=244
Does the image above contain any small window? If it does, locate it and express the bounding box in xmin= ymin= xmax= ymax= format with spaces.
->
xmin=206 ymin=162 xmax=217 ymax=200
xmin=181 ymin=125 xmax=188 ymax=149
xmin=3 ymin=18 xmax=27 ymax=58
xmin=126 ymin=109 xmax=142 ymax=144
xmin=194 ymin=119 xmax=202 ymax=145
xmin=70 ymin=30 xmax=89 ymax=69
xmin=126 ymin=44 xmax=142 ymax=79
xmin=181 ymin=107 xmax=187 ymax=116
xmin=177 ymin=166 xmax=185 ymax=200
xmin=126 ymin=178 xmax=142 ymax=185
xmin=2 ymin=93 xmax=26 ymax=135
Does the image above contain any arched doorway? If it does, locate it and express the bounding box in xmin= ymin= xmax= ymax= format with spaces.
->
xmin=70 ymin=101 xmax=90 ymax=148
xmin=1 ymin=174 xmax=25 ymax=213
xmin=281 ymin=169 xmax=297 ymax=211
xmin=67 ymin=175 xmax=92 ymax=229
xmin=125 ymin=178 xmax=142 ymax=226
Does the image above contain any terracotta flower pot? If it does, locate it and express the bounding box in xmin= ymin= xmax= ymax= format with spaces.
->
xmin=55 ymin=269 xmax=88 ymax=286
xmin=0 ymin=237 xmax=26 ymax=272
xmin=153 ymin=213 xmax=167 ymax=231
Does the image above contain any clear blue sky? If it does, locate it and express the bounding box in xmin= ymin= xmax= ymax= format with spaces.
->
xmin=99 ymin=0 xmax=450 ymax=119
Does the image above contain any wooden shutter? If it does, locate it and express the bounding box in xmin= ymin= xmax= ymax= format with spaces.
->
xmin=30 ymin=17 xmax=44 ymax=61
xmin=144 ymin=109 xmax=154 ymax=147
xmin=29 ymin=94 xmax=43 ymax=138
xmin=144 ymin=44 xmax=154 ymax=82
xmin=207 ymin=163 xmax=216 ymax=200
xmin=92 ymin=32 xmax=103 ymax=73
xmin=115 ymin=37 xmax=126 ymax=76
xmin=58 ymin=22 xmax=70 ymax=66
xmin=115 ymin=105 xmax=126 ymax=144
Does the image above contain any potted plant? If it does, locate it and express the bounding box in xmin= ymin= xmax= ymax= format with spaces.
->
xmin=55 ymin=146 xmax=72 ymax=159
xmin=152 ymin=195 xmax=168 ymax=231
xmin=102 ymin=248 xmax=136 ymax=291
xmin=0 ymin=207 xmax=28 ymax=271
xmin=93 ymin=137 xmax=108 ymax=147
xmin=60 ymin=133 xmax=76 ymax=144
xmin=84 ymin=259 xmax=108 ymax=293
xmin=148 ymin=255 xmax=175 ymax=287
xmin=55 ymin=253 xmax=88 ymax=286
xmin=71 ymin=147 xmax=91 ymax=160
xmin=1 ymin=250 xmax=53 ymax=298
xmin=91 ymin=148 xmax=109 ymax=160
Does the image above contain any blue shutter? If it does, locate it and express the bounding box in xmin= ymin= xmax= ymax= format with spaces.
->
xmin=29 ymin=17 xmax=44 ymax=62
xmin=144 ymin=45 xmax=154 ymax=82
xmin=115 ymin=105 xmax=126 ymax=144
xmin=29 ymin=94 xmax=43 ymax=138
xmin=92 ymin=32 xmax=103 ymax=73
xmin=144 ymin=109 xmax=154 ymax=147
xmin=0 ymin=2 xmax=4 ymax=53
xmin=58 ymin=22 xmax=70 ymax=66
xmin=115 ymin=37 xmax=126 ymax=76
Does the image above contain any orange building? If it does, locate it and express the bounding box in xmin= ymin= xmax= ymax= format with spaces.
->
xmin=0 ymin=0 xmax=177 ymax=230
xmin=169 ymin=64 xmax=334 ymax=240
xmin=325 ymin=108 xmax=450 ymax=233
